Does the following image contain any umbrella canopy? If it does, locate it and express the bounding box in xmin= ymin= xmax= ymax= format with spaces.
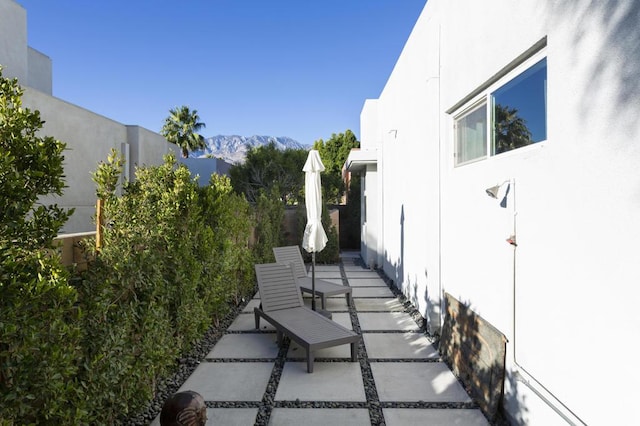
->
xmin=302 ymin=150 xmax=327 ymax=313
xmin=302 ymin=150 xmax=328 ymax=254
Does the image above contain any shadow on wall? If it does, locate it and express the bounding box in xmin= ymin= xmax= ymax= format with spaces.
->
xmin=549 ymin=0 xmax=640 ymax=140
xmin=382 ymin=204 xmax=441 ymax=334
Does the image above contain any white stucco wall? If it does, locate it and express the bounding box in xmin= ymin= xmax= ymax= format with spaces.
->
xmin=366 ymin=0 xmax=640 ymax=424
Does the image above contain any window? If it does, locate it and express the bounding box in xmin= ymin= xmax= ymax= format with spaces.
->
xmin=455 ymin=102 xmax=487 ymax=165
xmin=454 ymin=55 xmax=547 ymax=166
xmin=492 ymin=58 xmax=547 ymax=155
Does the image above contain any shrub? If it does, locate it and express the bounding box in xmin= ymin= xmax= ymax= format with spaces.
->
xmin=252 ymin=187 xmax=286 ymax=263
xmin=75 ymin=151 xmax=257 ymax=423
xmin=0 ymin=68 xmax=84 ymax=424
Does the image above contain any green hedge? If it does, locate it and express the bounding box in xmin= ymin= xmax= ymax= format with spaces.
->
xmin=1 ymin=69 xmax=84 ymax=424
xmin=1 ymin=68 xmax=335 ymax=424
xmin=1 ymin=147 xmax=258 ymax=423
xmin=73 ymin=151 xmax=256 ymax=423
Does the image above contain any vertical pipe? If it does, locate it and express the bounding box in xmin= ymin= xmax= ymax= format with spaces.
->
xmin=311 ymin=251 xmax=316 ymax=311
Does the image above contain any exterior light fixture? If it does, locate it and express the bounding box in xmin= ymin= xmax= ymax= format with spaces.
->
xmin=485 ymin=180 xmax=510 ymax=199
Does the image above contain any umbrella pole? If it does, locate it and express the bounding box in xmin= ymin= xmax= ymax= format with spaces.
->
xmin=311 ymin=251 xmax=316 ymax=311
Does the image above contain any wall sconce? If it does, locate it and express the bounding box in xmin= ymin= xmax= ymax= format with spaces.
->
xmin=485 ymin=180 xmax=510 ymax=199
xmin=485 ymin=179 xmax=512 ymax=208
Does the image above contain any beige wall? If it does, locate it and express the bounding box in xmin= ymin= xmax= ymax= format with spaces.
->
xmin=22 ymin=89 xmax=178 ymax=233
xmin=0 ymin=0 xmax=27 ymax=82
xmin=1 ymin=0 xmax=178 ymax=233
xmin=27 ymin=47 xmax=52 ymax=94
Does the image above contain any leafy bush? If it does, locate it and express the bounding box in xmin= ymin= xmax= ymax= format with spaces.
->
xmin=0 ymin=69 xmax=84 ymax=424
xmin=252 ymin=187 xmax=286 ymax=263
xmin=198 ymin=174 xmax=254 ymax=313
xmin=72 ymin=151 xmax=258 ymax=423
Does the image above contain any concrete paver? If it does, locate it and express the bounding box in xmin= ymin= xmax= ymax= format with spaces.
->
xmin=302 ymin=296 xmax=349 ymax=311
xmin=287 ymin=340 xmax=353 ymax=359
xmin=275 ymin=362 xmax=366 ymax=401
xmin=228 ymin=312 xmax=276 ymax=331
xmin=354 ymin=298 xmax=405 ymax=312
xmin=345 ymin=271 xmax=382 ymax=279
xmin=151 ymin=408 xmax=259 ymax=426
xmin=311 ymin=277 xmax=344 ymax=285
xmin=269 ymin=408 xmax=371 ymax=425
xmin=312 ymin=265 xmax=341 ymax=272
xmin=346 ymin=277 xmax=388 ymax=287
xmin=207 ymin=408 xmax=260 ymax=426
xmin=363 ymin=333 xmax=439 ymax=359
xmin=352 ymin=287 xmax=395 ymax=297
xmin=370 ymin=362 xmax=471 ymax=402
xmin=383 ymin=408 xmax=490 ymax=426
xmin=241 ymin=298 xmax=261 ymax=313
xmin=207 ymin=333 xmax=279 ymax=359
xmin=178 ymin=362 xmax=273 ymax=401
xmin=311 ymin=271 xmax=343 ymax=279
xmin=357 ymin=312 xmax=422 ymax=331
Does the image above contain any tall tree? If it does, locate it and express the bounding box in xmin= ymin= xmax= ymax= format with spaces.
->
xmin=312 ymin=129 xmax=360 ymax=204
xmin=230 ymin=142 xmax=307 ymax=204
xmin=161 ymin=106 xmax=206 ymax=158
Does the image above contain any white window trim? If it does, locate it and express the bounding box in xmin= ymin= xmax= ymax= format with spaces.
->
xmin=451 ymin=47 xmax=548 ymax=168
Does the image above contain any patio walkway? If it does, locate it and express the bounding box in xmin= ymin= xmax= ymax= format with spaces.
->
xmin=152 ymin=251 xmax=489 ymax=425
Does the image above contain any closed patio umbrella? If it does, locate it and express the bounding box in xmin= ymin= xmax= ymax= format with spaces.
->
xmin=302 ymin=149 xmax=328 ymax=312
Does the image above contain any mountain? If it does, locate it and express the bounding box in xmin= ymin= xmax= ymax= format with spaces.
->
xmin=191 ymin=135 xmax=309 ymax=164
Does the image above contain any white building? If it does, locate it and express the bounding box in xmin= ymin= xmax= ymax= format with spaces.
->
xmin=346 ymin=0 xmax=639 ymax=424
xmin=0 ymin=0 xmax=179 ymax=233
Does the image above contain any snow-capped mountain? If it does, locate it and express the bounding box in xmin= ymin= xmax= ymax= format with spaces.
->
xmin=191 ymin=135 xmax=309 ymax=164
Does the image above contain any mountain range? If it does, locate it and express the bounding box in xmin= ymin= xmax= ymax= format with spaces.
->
xmin=191 ymin=135 xmax=309 ymax=164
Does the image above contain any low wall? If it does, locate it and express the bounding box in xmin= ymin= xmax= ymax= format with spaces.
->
xmin=53 ymin=231 xmax=95 ymax=271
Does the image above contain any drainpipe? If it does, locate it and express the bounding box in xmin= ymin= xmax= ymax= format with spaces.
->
xmin=436 ymin=23 xmax=443 ymax=334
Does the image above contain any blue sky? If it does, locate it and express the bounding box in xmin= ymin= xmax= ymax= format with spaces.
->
xmin=17 ymin=1 xmax=426 ymax=146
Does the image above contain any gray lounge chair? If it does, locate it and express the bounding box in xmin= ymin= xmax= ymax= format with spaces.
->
xmin=254 ymin=262 xmax=360 ymax=373
xmin=273 ymin=245 xmax=352 ymax=309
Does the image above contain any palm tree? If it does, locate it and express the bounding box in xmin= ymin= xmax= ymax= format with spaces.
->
xmin=161 ymin=106 xmax=206 ymax=158
xmin=493 ymin=104 xmax=532 ymax=154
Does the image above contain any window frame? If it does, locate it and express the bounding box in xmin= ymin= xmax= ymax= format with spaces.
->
xmin=452 ymin=49 xmax=547 ymax=167
xmin=453 ymin=98 xmax=489 ymax=166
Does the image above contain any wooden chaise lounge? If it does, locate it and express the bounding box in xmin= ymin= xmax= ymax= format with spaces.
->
xmin=273 ymin=245 xmax=352 ymax=309
xmin=254 ymin=262 xmax=361 ymax=373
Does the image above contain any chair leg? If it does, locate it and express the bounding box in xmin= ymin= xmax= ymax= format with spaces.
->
xmin=321 ymin=295 xmax=327 ymax=310
xmin=254 ymin=310 xmax=260 ymax=329
xmin=350 ymin=342 xmax=357 ymax=361
xmin=307 ymin=351 xmax=314 ymax=373
xmin=346 ymin=293 xmax=352 ymax=308
xmin=276 ymin=330 xmax=283 ymax=347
